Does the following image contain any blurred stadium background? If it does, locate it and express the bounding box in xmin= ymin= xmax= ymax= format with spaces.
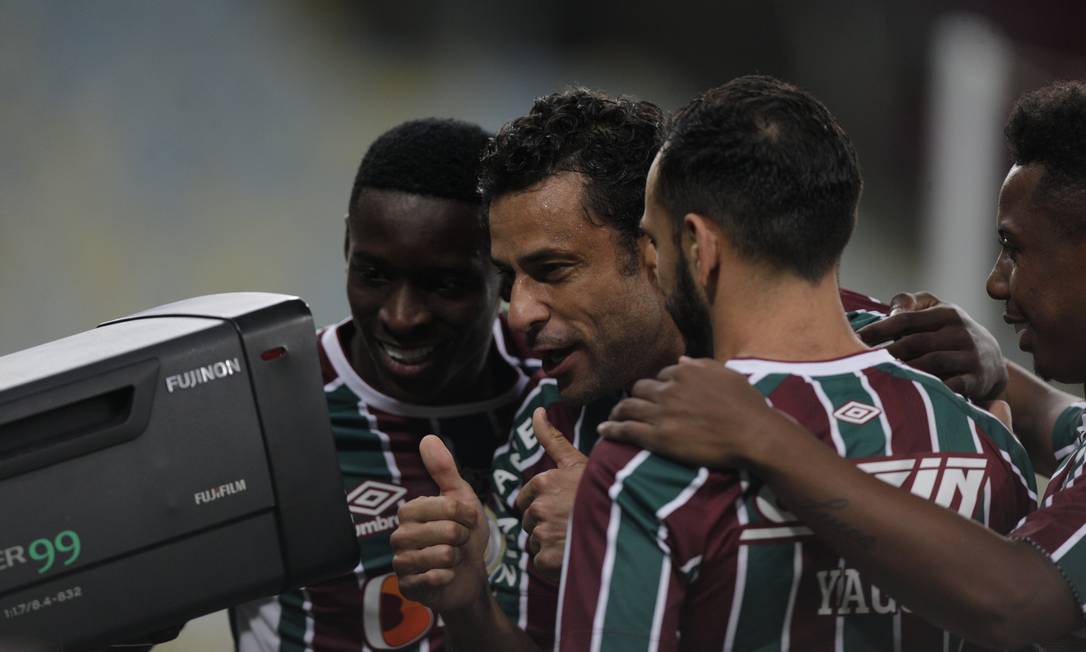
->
xmin=1 ymin=1 xmax=1084 ymax=649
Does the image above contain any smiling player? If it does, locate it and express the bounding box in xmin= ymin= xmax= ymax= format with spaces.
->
xmin=230 ymin=118 xmax=537 ymax=652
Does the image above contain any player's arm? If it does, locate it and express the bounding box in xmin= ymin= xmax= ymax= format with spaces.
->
xmin=442 ymin=591 xmax=540 ymax=652
xmin=1001 ymin=360 xmax=1082 ymax=475
xmin=391 ymin=437 xmax=540 ymax=652
xmin=600 ymin=359 xmax=1082 ymax=649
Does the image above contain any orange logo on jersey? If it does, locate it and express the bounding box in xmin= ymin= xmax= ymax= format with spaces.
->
xmin=362 ymin=572 xmax=434 ymax=649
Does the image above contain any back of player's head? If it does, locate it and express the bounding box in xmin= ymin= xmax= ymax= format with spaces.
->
xmin=657 ymin=75 xmax=862 ymax=282
xmin=349 ymin=118 xmax=491 ymax=214
xmin=1005 ymin=80 xmax=1086 ymax=236
xmin=479 ymin=89 xmax=666 ymax=265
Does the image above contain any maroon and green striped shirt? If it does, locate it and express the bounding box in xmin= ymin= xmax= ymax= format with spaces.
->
xmin=558 ymin=349 xmax=1037 ymax=652
xmin=1011 ymin=402 xmax=1086 ymax=627
xmin=488 ymin=290 xmax=893 ymax=648
xmin=231 ymin=317 xmax=537 ymax=652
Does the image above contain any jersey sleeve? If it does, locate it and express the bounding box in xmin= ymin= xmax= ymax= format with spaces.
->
xmin=840 ymin=287 xmax=890 ymax=332
xmin=1011 ymin=442 xmax=1086 ymax=618
xmin=1051 ymin=403 xmax=1086 ymax=464
xmin=557 ymin=440 xmax=707 ymax=652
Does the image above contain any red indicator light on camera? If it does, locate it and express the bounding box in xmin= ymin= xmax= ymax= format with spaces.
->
xmin=260 ymin=346 xmax=287 ymax=362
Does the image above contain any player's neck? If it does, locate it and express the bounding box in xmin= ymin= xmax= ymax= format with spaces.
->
xmin=710 ymin=271 xmax=867 ymax=363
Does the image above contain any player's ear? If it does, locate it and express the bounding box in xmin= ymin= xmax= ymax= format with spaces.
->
xmin=343 ymin=214 xmax=351 ymax=262
xmin=684 ymin=213 xmax=719 ymax=288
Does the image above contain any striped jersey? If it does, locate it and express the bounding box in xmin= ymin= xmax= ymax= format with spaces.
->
xmin=1011 ymin=402 xmax=1086 ymax=621
xmin=487 ymin=290 xmax=892 ymax=648
xmin=232 ymin=317 xmax=537 ymax=652
xmin=558 ymin=348 xmax=1038 ymax=652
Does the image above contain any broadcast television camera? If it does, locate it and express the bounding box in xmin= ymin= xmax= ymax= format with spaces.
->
xmin=0 ymin=293 xmax=358 ymax=650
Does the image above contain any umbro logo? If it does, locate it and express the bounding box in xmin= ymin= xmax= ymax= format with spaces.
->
xmin=347 ymin=480 xmax=407 ymax=517
xmin=834 ymin=401 xmax=881 ymax=425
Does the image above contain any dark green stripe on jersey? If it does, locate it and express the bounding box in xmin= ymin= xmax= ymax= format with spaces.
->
xmin=276 ymin=589 xmax=308 ymax=652
xmin=846 ymin=310 xmax=884 ymax=331
xmin=729 ymin=543 xmax=795 ymax=652
xmin=600 ymin=454 xmax=700 ymax=652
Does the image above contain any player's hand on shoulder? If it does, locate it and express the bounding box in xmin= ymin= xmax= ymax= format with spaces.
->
xmin=515 ymin=408 xmax=586 ymax=582
xmin=598 ymin=357 xmax=790 ymax=469
xmin=857 ymin=291 xmax=1008 ymax=402
xmin=391 ymin=435 xmax=489 ymax=614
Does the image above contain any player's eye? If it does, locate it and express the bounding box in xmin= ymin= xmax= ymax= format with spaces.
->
xmin=536 ymin=261 xmax=574 ymax=283
xmin=498 ymin=270 xmax=513 ymax=302
xmin=997 ymin=235 xmax=1018 ymax=261
xmin=352 ymin=265 xmax=390 ymax=286
xmin=433 ymin=276 xmax=472 ymax=297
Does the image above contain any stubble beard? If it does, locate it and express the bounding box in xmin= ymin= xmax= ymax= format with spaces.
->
xmin=666 ymin=252 xmax=715 ymax=359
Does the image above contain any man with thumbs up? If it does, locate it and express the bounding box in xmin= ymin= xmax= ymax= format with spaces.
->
xmin=391 ymin=90 xmax=683 ymax=651
xmin=231 ymin=119 xmax=540 ymax=652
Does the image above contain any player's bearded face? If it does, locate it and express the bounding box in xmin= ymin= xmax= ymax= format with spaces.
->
xmin=666 ymin=246 xmax=715 ymax=358
xmin=489 ymin=172 xmax=683 ymax=404
xmin=986 ymin=164 xmax=1086 ymax=383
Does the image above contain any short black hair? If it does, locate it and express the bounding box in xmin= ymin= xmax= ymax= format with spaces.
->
xmin=349 ymin=118 xmax=491 ymax=211
xmin=1005 ymin=80 xmax=1086 ymax=235
xmin=478 ymin=89 xmax=665 ymax=269
xmin=657 ymin=75 xmax=862 ymax=282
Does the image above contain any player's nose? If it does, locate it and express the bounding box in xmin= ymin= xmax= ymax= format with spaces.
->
xmin=985 ymin=254 xmax=1010 ymax=301
xmin=380 ymin=283 xmax=433 ymax=335
xmin=506 ymin=276 xmax=550 ymax=336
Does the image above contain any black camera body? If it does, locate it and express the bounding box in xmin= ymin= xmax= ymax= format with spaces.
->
xmin=0 ymin=293 xmax=357 ymax=650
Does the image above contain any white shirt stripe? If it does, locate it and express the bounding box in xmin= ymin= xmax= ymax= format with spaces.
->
xmin=722 ymin=545 xmax=748 ymax=652
xmin=912 ymin=380 xmax=941 ymax=453
xmin=804 ymin=376 xmax=847 ymax=456
xmin=357 ymin=399 xmax=401 ymax=484
xmin=726 ymin=349 xmax=896 ymax=377
xmin=780 ymin=542 xmax=804 ymax=651
xmin=648 ymin=555 xmax=672 ymax=652
xmin=1052 ymin=522 xmax=1086 ymax=562
xmin=967 ymin=417 xmax=990 ymax=527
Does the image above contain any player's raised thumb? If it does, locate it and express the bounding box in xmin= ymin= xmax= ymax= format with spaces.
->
xmin=420 ymin=435 xmax=470 ymax=496
xmin=533 ymin=407 xmax=585 ymax=468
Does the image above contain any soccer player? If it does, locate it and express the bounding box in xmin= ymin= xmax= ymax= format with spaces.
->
xmin=598 ymin=79 xmax=1086 ymax=649
xmin=559 ymin=75 xmax=1037 ymax=651
xmin=391 ymin=89 xmax=685 ymax=651
xmin=230 ymin=118 xmax=537 ymax=652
